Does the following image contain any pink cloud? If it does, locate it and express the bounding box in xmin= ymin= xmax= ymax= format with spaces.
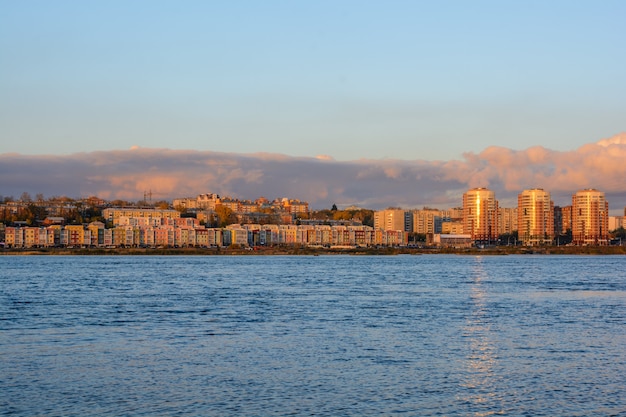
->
xmin=1 ymin=132 xmax=625 ymax=211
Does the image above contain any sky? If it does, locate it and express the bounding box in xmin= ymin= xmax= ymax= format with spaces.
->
xmin=1 ymin=1 xmax=625 ymax=211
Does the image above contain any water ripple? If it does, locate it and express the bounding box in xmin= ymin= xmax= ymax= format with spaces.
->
xmin=1 ymin=255 xmax=625 ymax=416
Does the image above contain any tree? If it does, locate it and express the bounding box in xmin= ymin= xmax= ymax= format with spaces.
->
xmin=214 ymin=205 xmax=237 ymax=227
xmin=333 ymin=210 xmax=351 ymax=221
xmin=331 ymin=203 xmax=338 ymax=211
xmin=498 ymin=231 xmax=519 ymax=246
xmin=26 ymin=204 xmax=47 ymax=224
xmin=83 ymin=207 xmax=103 ymax=223
xmin=310 ymin=209 xmax=332 ymax=220
xmin=20 ymin=192 xmax=32 ymax=202
xmin=155 ymin=200 xmax=170 ymax=210
xmin=110 ymin=199 xmax=131 ymax=207
xmin=408 ymin=232 xmax=426 ymax=243
xmin=355 ymin=209 xmax=374 ymax=227
xmin=612 ymin=227 xmax=626 ymax=239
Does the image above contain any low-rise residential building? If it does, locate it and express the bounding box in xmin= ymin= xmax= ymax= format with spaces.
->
xmin=225 ymin=225 xmax=250 ymax=247
xmin=103 ymin=208 xmax=181 ymax=225
xmin=282 ymin=199 xmax=309 ymax=215
xmin=441 ymin=220 xmax=464 ymax=234
xmin=431 ymin=234 xmax=473 ymax=248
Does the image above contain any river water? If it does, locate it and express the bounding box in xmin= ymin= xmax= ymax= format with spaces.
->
xmin=1 ymin=255 xmax=625 ymax=416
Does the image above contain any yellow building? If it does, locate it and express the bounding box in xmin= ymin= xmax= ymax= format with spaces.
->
xmin=572 ymin=189 xmax=609 ymax=245
xmin=103 ymin=208 xmax=180 ymax=225
xmin=87 ymin=221 xmax=105 ymax=246
xmin=463 ymin=188 xmax=499 ymax=243
xmin=517 ymin=189 xmax=554 ymax=246
xmin=441 ymin=220 xmax=464 ymax=235
xmin=24 ymin=227 xmax=39 ymax=248
xmin=412 ymin=208 xmax=441 ymax=234
xmin=374 ymin=209 xmax=409 ymax=231
xmin=64 ymin=225 xmax=86 ymax=246
xmin=498 ymin=207 xmax=518 ymax=236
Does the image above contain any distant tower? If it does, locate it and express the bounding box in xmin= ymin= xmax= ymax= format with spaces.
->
xmin=517 ymin=188 xmax=554 ymax=246
xmin=463 ymin=187 xmax=498 ymax=243
xmin=572 ymin=189 xmax=609 ymax=245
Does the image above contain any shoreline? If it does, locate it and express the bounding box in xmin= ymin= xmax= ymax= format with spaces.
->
xmin=2 ymin=246 xmax=626 ymax=256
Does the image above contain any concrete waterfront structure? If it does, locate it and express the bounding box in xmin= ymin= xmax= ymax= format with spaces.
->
xmin=572 ymin=189 xmax=609 ymax=245
xmin=517 ymin=188 xmax=554 ymax=246
xmin=463 ymin=188 xmax=499 ymax=243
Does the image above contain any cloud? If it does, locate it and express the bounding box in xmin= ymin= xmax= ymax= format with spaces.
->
xmin=1 ymin=133 xmax=626 ymax=212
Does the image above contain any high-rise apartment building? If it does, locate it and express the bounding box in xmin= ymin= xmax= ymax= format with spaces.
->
xmin=553 ymin=206 xmax=563 ymax=236
xmin=498 ymin=207 xmax=518 ymax=236
xmin=571 ymin=189 xmax=609 ymax=245
xmin=412 ymin=208 xmax=442 ymax=234
xmin=517 ymin=188 xmax=554 ymax=246
xmin=374 ymin=209 xmax=411 ymax=231
xmin=463 ymin=188 xmax=498 ymax=243
xmin=560 ymin=206 xmax=573 ymax=234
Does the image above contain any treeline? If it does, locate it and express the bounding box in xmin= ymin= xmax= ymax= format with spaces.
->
xmin=0 ymin=194 xmax=106 ymax=225
xmin=305 ymin=205 xmax=374 ymax=227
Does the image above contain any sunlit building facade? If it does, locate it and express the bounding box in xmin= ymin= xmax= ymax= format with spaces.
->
xmin=497 ymin=207 xmax=518 ymax=236
xmin=102 ymin=208 xmax=180 ymax=225
xmin=463 ymin=188 xmax=498 ymax=243
xmin=412 ymin=208 xmax=442 ymax=234
xmin=571 ymin=189 xmax=609 ymax=245
xmin=374 ymin=209 xmax=411 ymax=232
xmin=517 ymin=188 xmax=554 ymax=246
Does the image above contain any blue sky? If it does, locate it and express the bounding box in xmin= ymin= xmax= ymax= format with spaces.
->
xmin=1 ymin=0 xmax=624 ymax=161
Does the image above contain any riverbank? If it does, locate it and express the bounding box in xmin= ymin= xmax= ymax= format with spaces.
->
xmin=2 ymin=245 xmax=626 ymax=256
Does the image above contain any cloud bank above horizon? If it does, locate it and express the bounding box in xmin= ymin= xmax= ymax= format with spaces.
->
xmin=2 ymin=133 xmax=626 ymax=213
